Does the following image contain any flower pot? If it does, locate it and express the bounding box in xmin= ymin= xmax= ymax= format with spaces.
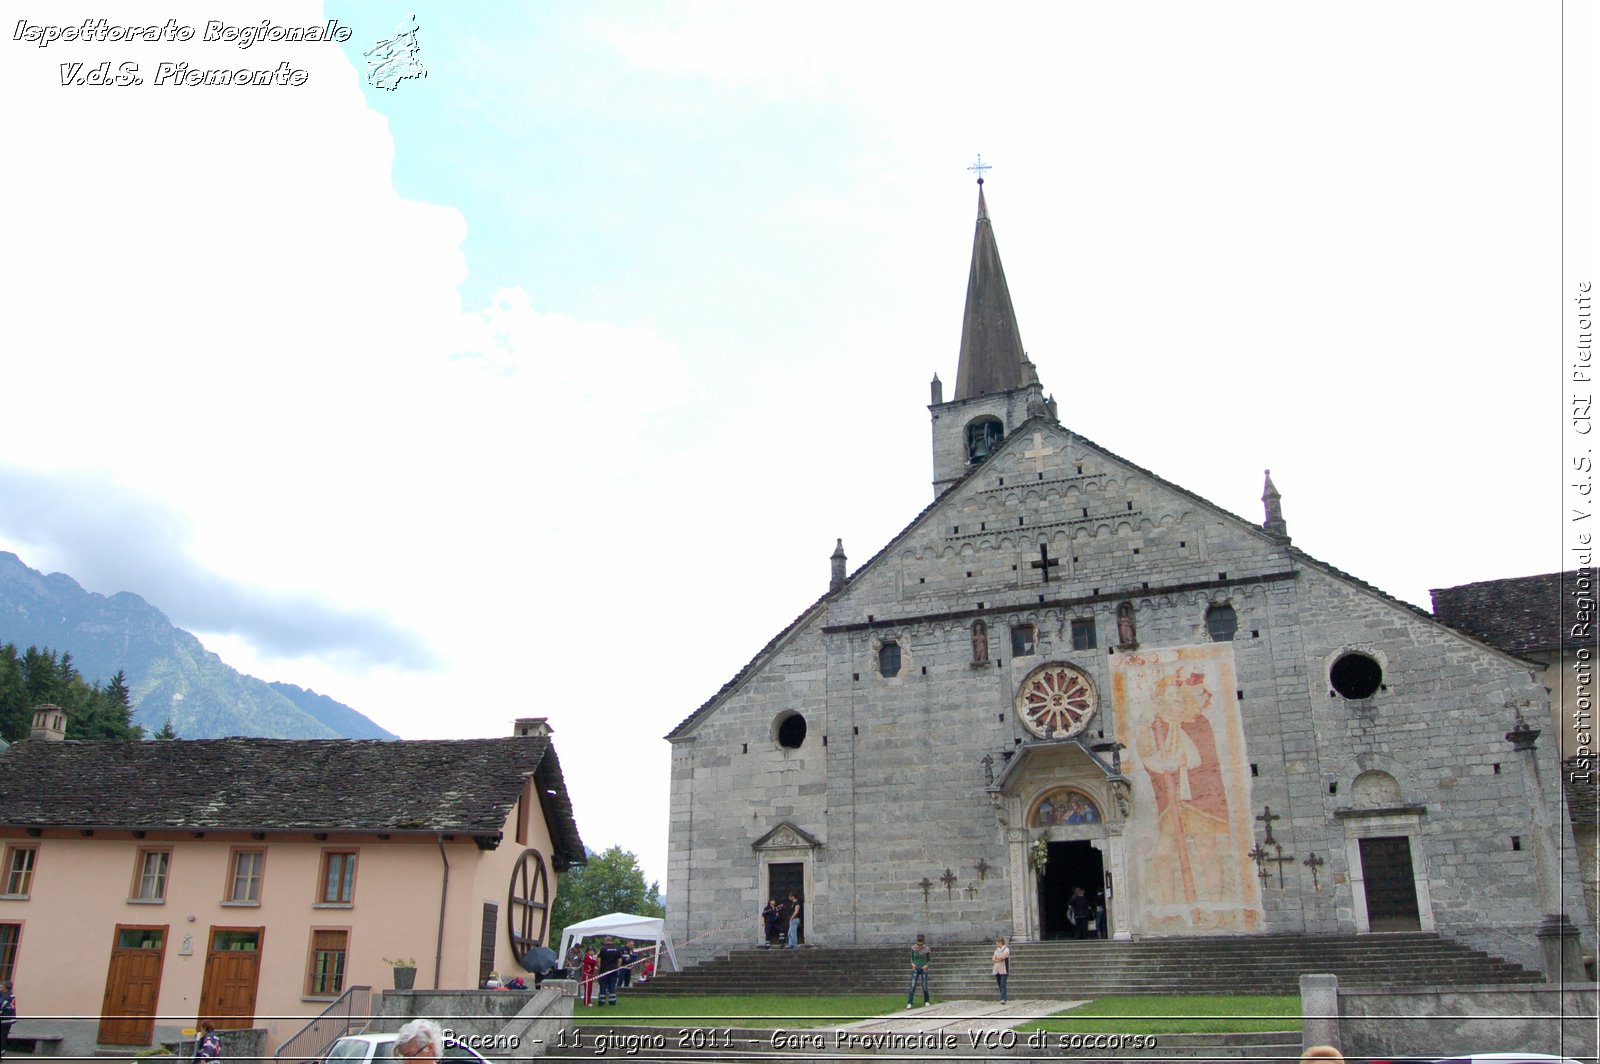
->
xmin=393 ymin=966 xmax=417 ymax=991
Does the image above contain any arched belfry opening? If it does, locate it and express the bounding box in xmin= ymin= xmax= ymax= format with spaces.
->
xmin=966 ymin=417 xmax=1004 ymax=464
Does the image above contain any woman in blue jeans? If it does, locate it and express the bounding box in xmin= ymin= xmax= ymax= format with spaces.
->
xmin=992 ymin=936 xmax=1010 ymax=1003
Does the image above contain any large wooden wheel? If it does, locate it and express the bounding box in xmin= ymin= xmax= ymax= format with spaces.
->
xmin=507 ymin=848 xmax=551 ymax=963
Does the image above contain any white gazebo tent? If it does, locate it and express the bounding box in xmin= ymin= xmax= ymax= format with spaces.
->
xmin=557 ymin=912 xmax=680 ymax=972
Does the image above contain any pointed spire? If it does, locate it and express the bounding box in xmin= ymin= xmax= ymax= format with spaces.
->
xmin=1262 ymin=469 xmax=1289 ymax=542
xmin=953 ymin=183 xmax=1030 ymax=401
xmin=829 ymin=538 xmax=848 ymax=592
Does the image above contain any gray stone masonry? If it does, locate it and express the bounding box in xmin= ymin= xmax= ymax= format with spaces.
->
xmin=668 ymin=417 xmax=1592 ymax=971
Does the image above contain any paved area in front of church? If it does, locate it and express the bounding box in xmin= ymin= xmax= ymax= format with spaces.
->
xmin=835 ymin=999 xmax=1085 ymax=1033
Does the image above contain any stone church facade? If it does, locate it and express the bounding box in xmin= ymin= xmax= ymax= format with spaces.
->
xmin=665 ymin=186 xmax=1589 ymax=973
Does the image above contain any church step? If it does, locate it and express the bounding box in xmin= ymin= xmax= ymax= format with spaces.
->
xmin=640 ymin=932 xmax=1542 ymax=996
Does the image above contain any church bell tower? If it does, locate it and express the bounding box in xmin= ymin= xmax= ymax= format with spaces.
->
xmin=930 ymin=174 xmax=1053 ymax=497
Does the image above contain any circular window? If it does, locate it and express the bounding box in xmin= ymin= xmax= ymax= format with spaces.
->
xmin=1330 ymin=652 xmax=1383 ymax=699
xmin=775 ymin=711 xmax=808 ymax=749
xmin=1014 ymin=662 xmax=1098 ymax=739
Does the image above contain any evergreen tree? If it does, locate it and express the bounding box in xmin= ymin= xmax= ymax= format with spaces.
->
xmin=0 ymin=645 xmax=142 ymax=741
xmin=154 ymin=719 xmax=179 ymax=740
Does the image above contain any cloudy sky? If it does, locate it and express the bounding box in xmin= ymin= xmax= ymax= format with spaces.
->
xmin=0 ymin=2 xmax=1591 ymax=887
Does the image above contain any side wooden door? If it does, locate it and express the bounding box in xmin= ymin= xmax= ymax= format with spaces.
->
xmin=198 ymin=929 xmax=263 ymax=1029
xmin=98 ymin=926 xmax=168 ymax=1046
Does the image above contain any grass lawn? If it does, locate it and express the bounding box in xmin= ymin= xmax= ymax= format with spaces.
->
xmin=1017 ymin=994 xmax=1301 ymax=1035
xmin=570 ymin=994 xmax=907 ymax=1028
xmin=569 ymin=993 xmax=1300 ymax=1034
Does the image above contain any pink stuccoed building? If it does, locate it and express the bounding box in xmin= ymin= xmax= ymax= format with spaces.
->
xmin=0 ymin=711 xmax=584 ymax=1055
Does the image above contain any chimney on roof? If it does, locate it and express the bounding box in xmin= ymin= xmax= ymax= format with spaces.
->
xmin=29 ymin=704 xmax=67 ymax=742
xmin=514 ymin=717 xmax=552 ymax=738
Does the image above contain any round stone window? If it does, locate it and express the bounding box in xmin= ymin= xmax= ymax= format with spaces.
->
xmin=775 ymin=711 xmax=808 ymax=749
xmin=1014 ymin=662 xmax=1098 ymax=739
xmin=1330 ymin=652 xmax=1383 ymax=700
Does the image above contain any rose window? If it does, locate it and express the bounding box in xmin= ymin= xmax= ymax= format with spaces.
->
xmin=1015 ymin=663 xmax=1097 ymax=739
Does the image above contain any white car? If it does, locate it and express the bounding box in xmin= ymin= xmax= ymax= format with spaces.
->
xmin=322 ymin=1032 xmax=497 ymax=1064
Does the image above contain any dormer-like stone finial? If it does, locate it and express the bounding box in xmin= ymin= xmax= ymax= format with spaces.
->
xmin=1262 ymin=469 xmax=1289 ymax=542
xmin=930 ymin=373 xmax=943 ymax=406
xmin=830 ymin=539 xmax=848 ymax=592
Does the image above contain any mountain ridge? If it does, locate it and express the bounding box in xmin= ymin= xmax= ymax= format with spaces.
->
xmin=0 ymin=550 xmax=397 ymax=740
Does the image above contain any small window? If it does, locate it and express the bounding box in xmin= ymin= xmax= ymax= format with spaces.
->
xmin=306 ymin=928 xmax=348 ymax=997
xmin=0 ymin=923 xmax=17 ymax=983
xmin=228 ymin=849 xmax=264 ymax=903
xmin=1330 ymin=652 xmax=1383 ymax=699
xmin=1011 ymin=624 xmax=1037 ymax=657
xmin=1205 ymin=603 xmax=1238 ymax=642
xmin=319 ymin=852 xmax=357 ymax=905
xmin=1071 ymin=618 xmax=1097 ymax=650
xmin=879 ymin=641 xmax=902 ymax=678
xmin=132 ymin=849 xmax=170 ymax=901
xmin=3 ymin=846 xmax=36 ymax=897
xmin=965 ymin=418 xmax=1003 ymax=463
xmin=776 ymin=711 xmax=808 ymax=749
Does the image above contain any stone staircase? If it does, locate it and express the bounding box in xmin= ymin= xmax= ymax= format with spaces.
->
xmin=637 ymin=932 xmax=1542 ymax=998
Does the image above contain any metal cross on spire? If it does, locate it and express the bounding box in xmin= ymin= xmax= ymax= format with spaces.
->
xmin=968 ymin=154 xmax=991 ymax=185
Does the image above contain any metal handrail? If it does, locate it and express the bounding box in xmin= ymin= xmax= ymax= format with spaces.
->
xmin=272 ymin=984 xmax=373 ymax=1064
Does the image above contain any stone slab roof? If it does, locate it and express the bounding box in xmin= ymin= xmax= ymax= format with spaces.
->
xmin=1430 ymin=571 xmax=1589 ymax=656
xmin=0 ymin=735 xmax=585 ymax=865
xmin=1564 ymin=757 xmax=1598 ymax=826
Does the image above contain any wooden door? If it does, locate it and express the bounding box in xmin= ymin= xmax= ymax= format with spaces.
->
xmin=198 ymin=929 xmax=263 ymax=1029
xmin=98 ymin=926 xmax=167 ymax=1046
xmin=1359 ymin=835 xmax=1422 ymax=931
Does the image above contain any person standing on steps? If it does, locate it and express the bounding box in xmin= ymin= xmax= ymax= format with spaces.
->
xmin=786 ymin=892 xmax=803 ymax=948
xmin=906 ymin=933 xmax=931 ymax=1008
xmin=991 ymin=936 xmax=1010 ymax=1004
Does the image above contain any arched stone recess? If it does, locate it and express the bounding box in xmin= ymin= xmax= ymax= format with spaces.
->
xmin=991 ymin=737 xmax=1131 ymax=942
xmin=753 ymin=822 xmax=822 ymax=943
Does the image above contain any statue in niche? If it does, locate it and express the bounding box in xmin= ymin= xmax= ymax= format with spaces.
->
xmin=1116 ymin=601 xmax=1138 ymax=647
xmin=971 ymin=620 xmax=989 ymax=664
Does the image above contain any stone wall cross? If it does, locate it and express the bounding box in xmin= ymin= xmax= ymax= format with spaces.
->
xmin=940 ymin=868 xmax=958 ymax=900
xmin=1023 ymin=432 xmax=1055 ymax=474
xmin=1031 ymin=544 xmax=1059 ymax=584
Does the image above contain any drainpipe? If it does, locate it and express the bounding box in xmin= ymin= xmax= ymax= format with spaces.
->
xmin=435 ymin=835 xmax=451 ymax=989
